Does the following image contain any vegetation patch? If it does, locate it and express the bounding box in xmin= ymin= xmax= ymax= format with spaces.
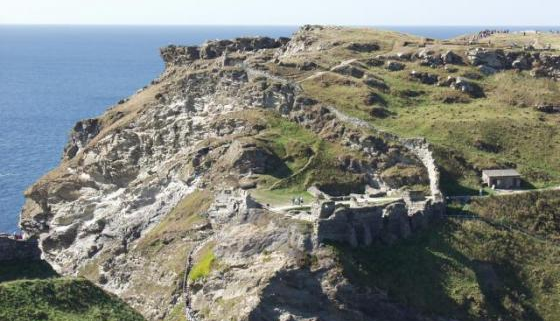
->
xmin=0 ymin=278 xmax=145 ymax=321
xmin=251 ymin=189 xmax=314 ymax=207
xmin=253 ymin=111 xmax=366 ymax=193
xmin=189 ymin=247 xmax=216 ymax=282
xmin=163 ymin=303 xmax=187 ymax=321
xmin=469 ymin=190 xmax=560 ymax=240
xmin=136 ymin=189 xmax=213 ymax=255
xmin=333 ymin=211 xmax=560 ymax=321
xmin=490 ymin=72 xmax=560 ymax=107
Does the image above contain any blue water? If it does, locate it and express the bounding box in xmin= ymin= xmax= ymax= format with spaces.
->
xmin=1 ymin=25 xmax=558 ymax=232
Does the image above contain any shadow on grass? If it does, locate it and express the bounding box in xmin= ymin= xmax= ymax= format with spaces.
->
xmin=0 ymin=260 xmax=58 ymax=283
xmin=520 ymin=179 xmax=537 ymax=190
xmin=329 ymin=218 xmax=545 ymax=321
xmin=439 ymin=167 xmax=480 ymax=196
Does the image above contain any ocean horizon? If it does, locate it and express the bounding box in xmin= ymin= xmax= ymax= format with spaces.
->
xmin=1 ymin=24 xmax=559 ymax=232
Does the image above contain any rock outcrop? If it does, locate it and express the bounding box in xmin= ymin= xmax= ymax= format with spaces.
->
xmin=63 ymin=118 xmax=101 ymax=160
xmin=160 ymin=36 xmax=288 ymax=67
xmin=19 ymin=25 xmax=453 ymax=321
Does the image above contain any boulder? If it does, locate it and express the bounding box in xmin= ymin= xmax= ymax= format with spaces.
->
xmin=416 ymin=48 xmax=434 ymax=59
xmin=444 ymin=65 xmax=458 ymax=73
xmin=478 ymin=65 xmax=498 ymax=75
xmin=396 ymin=52 xmax=413 ymax=61
xmin=360 ymin=57 xmax=384 ymax=67
xmin=297 ymin=61 xmax=318 ymax=71
xmin=369 ymin=106 xmax=391 ymax=118
xmin=467 ymin=48 xmax=506 ymax=69
xmin=530 ymin=55 xmax=560 ymax=80
xmin=512 ymin=55 xmax=532 ymax=70
xmin=331 ymin=60 xmax=365 ymax=78
xmin=530 ymin=67 xmax=549 ymax=78
xmin=63 ymin=118 xmax=101 ymax=160
xmin=416 ymin=49 xmax=444 ymax=67
xmin=419 ymin=56 xmax=444 ymax=68
xmin=453 ymin=77 xmax=485 ymax=98
xmin=409 ymin=70 xmax=439 ymax=85
xmin=441 ymin=50 xmax=463 ymax=65
xmin=363 ymin=75 xmax=389 ymax=91
xmin=385 ymin=61 xmax=405 ymax=71
xmin=345 ymin=42 xmax=380 ymax=52
xmin=437 ymin=76 xmax=456 ymax=87
xmin=363 ymin=92 xmax=386 ymax=106
xmin=535 ymin=104 xmax=560 ymax=113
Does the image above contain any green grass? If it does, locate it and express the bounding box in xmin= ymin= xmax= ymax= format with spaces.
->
xmin=332 ymin=192 xmax=560 ymax=321
xmin=469 ymin=190 xmax=560 ymax=241
xmin=250 ymin=189 xmax=314 ymax=207
xmin=189 ymin=247 xmax=216 ymax=282
xmin=302 ymin=61 xmax=560 ymax=194
xmin=249 ymin=110 xmax=367 ymax=193
xmin=1 ymin=257 xmax=145 ymax=321
xmin=294 ymin=30 xmax=560 ymax=195
xmin=163 ymin=304 xmax=187 ymax=321
xmin=0 ymin=278 xmax=145 ymax=321
xmin=136 ymin=189 xmax=213 ymax=255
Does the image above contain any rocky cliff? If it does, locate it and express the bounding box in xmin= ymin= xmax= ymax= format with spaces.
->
xmin=19 ymin=25 xmax=560 ymax=321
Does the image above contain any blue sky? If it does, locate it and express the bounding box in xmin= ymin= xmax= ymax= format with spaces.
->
xmin=1 ymin=0 xmax=559 ymax=26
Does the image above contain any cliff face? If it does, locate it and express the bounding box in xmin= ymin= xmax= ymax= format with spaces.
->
xmin=19 ymin=26 xmax=454 ymax=321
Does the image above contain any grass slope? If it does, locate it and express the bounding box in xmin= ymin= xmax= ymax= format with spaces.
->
xmin=0 ymin=278 xmax=145 ymax=321
xmin=295 ymin=28 xmax=560 ymax=195
xmin=333 ymin=191 xmax=560 ymax=321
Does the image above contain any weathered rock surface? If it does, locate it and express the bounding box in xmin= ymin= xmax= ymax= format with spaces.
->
xmin=536 ymin=104 xmax=560 ymax=113
xmin=410 ymin=70 xmax=439 ymax=85
xmin=63 ymin=118 xmax=101 ymax=160
xmin=467 ymin=48 xmax=507 ymax=69
xmin=19 ymin=25 xmax=449 ymax=321
xmin=441 ymin=50 xmax=463 ymax=65
xmin=330 ymin=59 xmax=366 ymax=78
xmin=345 ymin=42 xmax=380 ymax=52
xmin=385 ymin=60 xmax=405 ymax=71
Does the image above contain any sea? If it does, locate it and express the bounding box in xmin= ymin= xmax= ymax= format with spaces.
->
xmin=0 ymin=25 xmax=558 ymax=232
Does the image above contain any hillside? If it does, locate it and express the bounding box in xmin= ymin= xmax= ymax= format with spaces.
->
xmin=0 ymin=278 xmax=145 ymax=321
xmin=0 ymin=260 xmax=145 ymax=321
xmin=16 ymin=25 xmax=560 ymax=321
xmin=336 ymin=190 xmax=560 ymax=321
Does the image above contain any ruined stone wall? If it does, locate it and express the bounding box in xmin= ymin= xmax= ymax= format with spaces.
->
xmin=160 ymin=37 xmax=289 ymax=67
xmin=315 ymin=199 xmax=444 ymax=247
xmin=400 ymin=138 xmax=443 ymax=200
xmin=0 ymin=236 xmax=41 ymax=261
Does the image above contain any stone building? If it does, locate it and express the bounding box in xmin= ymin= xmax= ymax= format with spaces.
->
xmin=482 ymin=169 xmax=522 ymax=189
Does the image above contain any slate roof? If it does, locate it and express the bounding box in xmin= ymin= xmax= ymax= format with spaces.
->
xmin=482 ymin=169 xmax=521 ymax=177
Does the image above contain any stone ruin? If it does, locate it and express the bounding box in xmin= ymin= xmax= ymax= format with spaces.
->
xmin=312 ymin=191 xmax=444 ymax=247
xmin=159 ymin=36 xmax=290 ymax=67
xmin=0 ymin=234 xmax=41 ymax=261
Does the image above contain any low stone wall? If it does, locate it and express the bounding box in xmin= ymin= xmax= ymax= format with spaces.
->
xmin=0 ymin=235 xmax=41 ymax=261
